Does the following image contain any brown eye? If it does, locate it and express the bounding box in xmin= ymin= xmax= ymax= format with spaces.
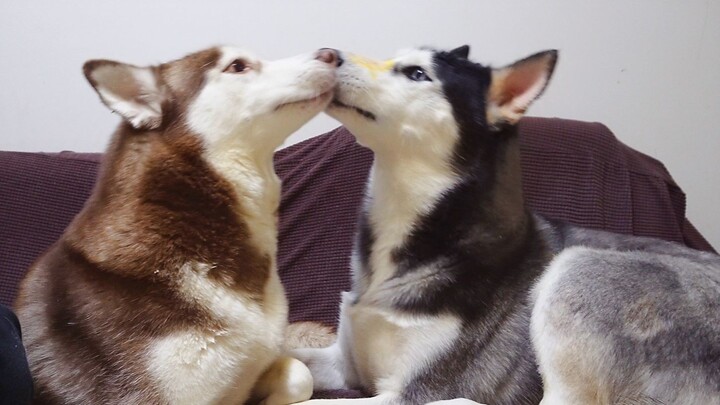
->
xmin=224 ymin=59 xmax=249 ymax=74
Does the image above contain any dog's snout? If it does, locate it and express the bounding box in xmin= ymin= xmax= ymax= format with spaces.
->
xmin=316 ymin=48 xmax=342 ymax=67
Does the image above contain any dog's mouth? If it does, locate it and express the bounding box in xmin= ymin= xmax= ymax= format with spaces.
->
xmin=330 ymin=99 xmax=376 ymax=121
xmin=275 ymin=90 xmax=333 ymax=111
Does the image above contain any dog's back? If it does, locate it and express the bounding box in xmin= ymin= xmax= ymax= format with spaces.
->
xmin=15 ymin=46 xmax=338 ymax=404
xmin=533 ymin=219 xmax=720 ymax=404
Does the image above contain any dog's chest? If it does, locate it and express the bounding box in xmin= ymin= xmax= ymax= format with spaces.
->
xmin=346 ymin=302 xmax=461 ymax=393
xmin=208 ymin=149 xmax=281 ymax=258
xmin=362 ymin=162 xmax=459 ymax=292
xmin=147 ymin=262 xmax=287 ymax=405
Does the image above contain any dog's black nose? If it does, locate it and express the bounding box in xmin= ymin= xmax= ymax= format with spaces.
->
xmin=316 ymin=48 xmax=342 ymax=67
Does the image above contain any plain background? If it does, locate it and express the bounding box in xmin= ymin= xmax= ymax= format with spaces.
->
xmin=1 ymin=1 xmax=718 ymax=248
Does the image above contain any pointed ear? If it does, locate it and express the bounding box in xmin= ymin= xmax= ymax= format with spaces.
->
xmin=487 ymin=50 xmax=557 ymax=128
xmin=83 ymin=60 xmax=163 ymax=130
xmin=449 ymin=45 xmax=470 ymax=59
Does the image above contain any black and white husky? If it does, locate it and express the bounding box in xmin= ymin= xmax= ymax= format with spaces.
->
xmin=293 ymin=46 xmax=720 ymax=405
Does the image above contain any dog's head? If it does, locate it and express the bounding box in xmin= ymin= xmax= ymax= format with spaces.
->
xmin=327 ymin=46 xmax=556 ymax=166
xmin=84 ymin=47 xmax=339 ymax=151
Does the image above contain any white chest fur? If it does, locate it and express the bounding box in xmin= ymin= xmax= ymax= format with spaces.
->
xmin=206 ymin=146 xmax=281 ymax=260
xmin=343 ymin=157 xmax=462 ymax=394
xmin=345 ymin=302 xmax=461 ymax=394
xmin=147 ymin=262 xmax=288 ymax=405
xmin=364 ymin=158 xmax=459 ymax=294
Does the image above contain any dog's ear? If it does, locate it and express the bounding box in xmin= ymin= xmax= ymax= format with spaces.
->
xmin=487 ymin=50 xmax=557 ymax=128
xmin=449 ymin=45 xmax=470 ymax=59
xmin=83 ymin=60 xmax=163 ymax=130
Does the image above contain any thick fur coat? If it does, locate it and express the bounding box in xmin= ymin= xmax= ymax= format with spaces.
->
xmin=293 ymin=46 xmax=720 ymax=405
xmin=15 ymin=46 xmax=339 ymax=405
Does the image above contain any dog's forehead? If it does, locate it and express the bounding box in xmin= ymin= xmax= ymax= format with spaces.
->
xmin=161 ymin=46 xmax=258 ymax=89
xmin=217 ymin=46 xmax=261 ymax=65
xmin=158 ymin=47 xmax=224 ymax=101
xmin=167 ymin=47 xmax=223 ymax=72
xmin=392 ymin=48 xmax=435 ymax=67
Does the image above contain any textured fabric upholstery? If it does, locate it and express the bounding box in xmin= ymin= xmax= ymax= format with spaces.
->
xmin=1 ymin=118 xmax=714 ymax=318
xmin=1 ymin=118 xmax=714 ymax=400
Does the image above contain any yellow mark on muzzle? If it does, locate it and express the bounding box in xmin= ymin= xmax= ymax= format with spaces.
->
xmin=349 ymin=54 xmax=393 ymax=80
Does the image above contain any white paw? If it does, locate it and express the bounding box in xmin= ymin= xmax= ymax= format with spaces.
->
xmin=254 ymin=356 xmax=313 ymax=405
xmin=426 ymin=399 xmax=486 ymax=405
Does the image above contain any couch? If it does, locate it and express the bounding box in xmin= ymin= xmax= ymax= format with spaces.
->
xmin=0 ymin=117 xmax=715 ymax=398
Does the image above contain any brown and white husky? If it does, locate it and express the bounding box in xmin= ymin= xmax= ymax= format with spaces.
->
xmin=15 ymin=46 xmax=339 ymax=404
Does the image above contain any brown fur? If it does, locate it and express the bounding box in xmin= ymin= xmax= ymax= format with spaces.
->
xmin=14 ymin=48 xmax=271 ymax=404
xmin=284 ymin=322 xmax=337 ymax=350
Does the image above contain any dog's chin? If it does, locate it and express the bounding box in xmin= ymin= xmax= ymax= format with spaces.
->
xmin=275 ymin=90 xmax=334 ymax=112
xmin=328 ymin=99 xmax=377 ymax=121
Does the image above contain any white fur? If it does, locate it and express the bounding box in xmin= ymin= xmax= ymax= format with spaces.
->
xmin=252 ymin=356 xmax=314 ymax=405
xmin=531 ymin=248 xmax=587 ymax=404
xmin=339 ymin=51 xmax=464 ymax=391
xmin=328 ymin=49 xmax=458 ymax=155
xmin=189 ymin=46 xmax=336 ymax=155
xmin=295 ymin=289 xmax=463 ymax=397
xmin=364 ymin=159 xmax=459 ymax=293
xmin=148 ymin=262 xmax=288 ymax=405
xmin=91 ymin=64 xmax=163 ymax=129
xmin=189 ymin=47 xmax=336 ymax=263
xmin=328 ymin=49 xmax=461 ymax=294
xmin=344 ymin=301 xmax=462 ymax=394
xmin=296 ymin=49 xmax=470 ymax=404
xmin=296 ymin=397 xmax=484 ymax=405
xmin=145 ymin=47 xmax=336 ymax=405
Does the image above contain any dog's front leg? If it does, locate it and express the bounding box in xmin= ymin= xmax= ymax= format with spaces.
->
xmin=291 ymin=292 xmax=361 ymax=391
xmin=294 ymin=393 xmax=397 ymax=405
xmin=251 ymin=356 xmax=313 ymax=405
xmin=291 ymin=342 xmax=354 ymax=391
xmin=295 ymin=396 xmax=485 ymax=405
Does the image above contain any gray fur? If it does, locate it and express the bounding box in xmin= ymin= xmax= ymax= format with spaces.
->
xmin=533 ymin=216 xmax=720 ymax=405
xmin=292 ymin=46 xmax=720 ymax=405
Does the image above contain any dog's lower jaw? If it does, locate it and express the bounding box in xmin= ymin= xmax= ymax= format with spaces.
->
xmin=275 ymin=89 xmax=334 ymax=111
xmin=329 ymin=100 xmax=377 ymax=121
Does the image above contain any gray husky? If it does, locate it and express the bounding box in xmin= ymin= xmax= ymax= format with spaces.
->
xmin=292 ymin=46 xmax=720 ymax=405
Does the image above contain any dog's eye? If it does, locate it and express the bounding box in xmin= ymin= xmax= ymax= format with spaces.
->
xmin=224 ymin=59 xmax=249 ymax=74
xmin=401 ymin=66 xmax=431 ymax=82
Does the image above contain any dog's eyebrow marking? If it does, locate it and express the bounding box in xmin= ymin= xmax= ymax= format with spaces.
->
xmin=349 ymin=54 xmax=393 ymax=79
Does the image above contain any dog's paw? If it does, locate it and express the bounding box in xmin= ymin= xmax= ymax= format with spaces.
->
xmin=425 ymin=399 xmax=486 ymax=405
xmin=252 ymin=356 xmax=313 ymax=405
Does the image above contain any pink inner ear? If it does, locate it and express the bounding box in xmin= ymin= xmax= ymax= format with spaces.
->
xmin=497 ymin=63 xmax=546 ymax=107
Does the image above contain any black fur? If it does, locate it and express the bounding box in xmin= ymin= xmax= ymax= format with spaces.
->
xmin=334 ymin=45 xmax=720 ymax=405
xmin=353 ymin=49 xmax=547 ymax=404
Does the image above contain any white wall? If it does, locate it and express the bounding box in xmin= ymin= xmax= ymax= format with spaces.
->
xmin=1 ymin=0 xmax=718 ymax=248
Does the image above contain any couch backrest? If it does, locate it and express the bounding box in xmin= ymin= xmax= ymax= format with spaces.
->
xmin=0 ymin=118 xmax=714 ymax=326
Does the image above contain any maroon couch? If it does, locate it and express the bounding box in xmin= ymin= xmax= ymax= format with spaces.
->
xmin=0 ymin=117 xmax=715 ymax=396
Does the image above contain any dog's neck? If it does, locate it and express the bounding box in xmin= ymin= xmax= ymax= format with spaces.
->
xmin=204 ymin=138 xmax=281 ymax=260
xmin=362 ymin=130 xmax=531 ymax=289
xmin=65 ymin=124 xmax=280 ymax=284
xmin=366 ymin=146 xmax=460 ymax=241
